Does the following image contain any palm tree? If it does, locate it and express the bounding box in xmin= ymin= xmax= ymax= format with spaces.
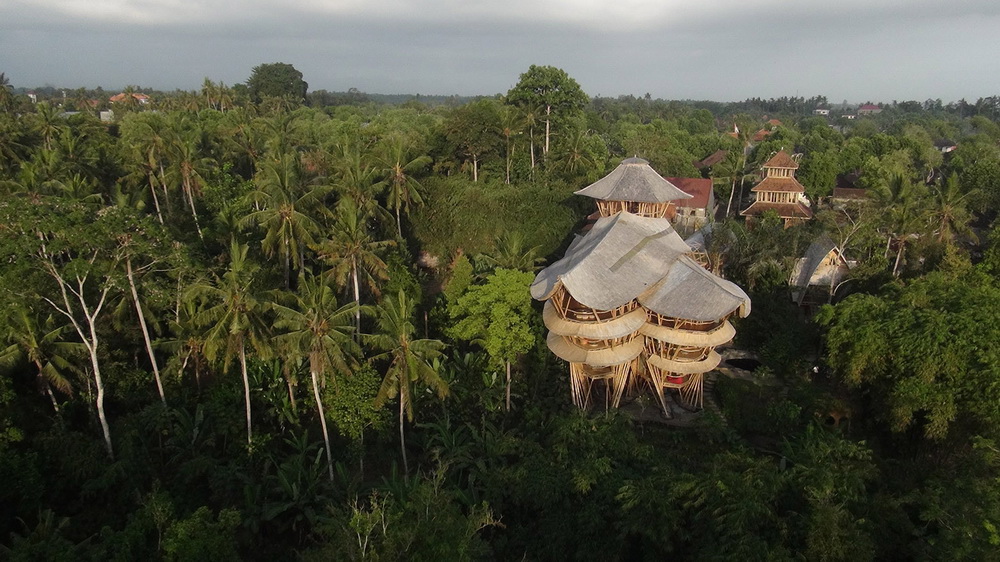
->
xmin=273 ymin=274 xmax=360 ymax=481
xmin=928 ymin=174 xmax=976 ymax=244
xmin=30 ymin=103 xmax=67 ymax=151
xmin=0 ymin=72 xmax=14 ymax=113
xmin=497 ymin=105 xmax=522 ymax=184
xmin=189 ymin=241 xmax=272 ymax=445
xmin=242 ymin=153 xmax=329 ymax=288
xmin=376 ymin=135 xmax=430 ymax=238
xmin=367 ymin=290 xmax=447 ymax=474
xmin=0 ymin=307 xmax=82 ymax=414
xmin=475 ymin=231 xmax=544 ymax=273
xmin=315 ymin=198 xmax=395 ymax=337
xmin=874 ymin=174 xmax=928 ymax=277
xmin=166 ymin=116 xmax=213 ymax=239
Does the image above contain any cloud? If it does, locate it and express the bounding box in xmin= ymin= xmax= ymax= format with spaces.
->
xmin=2 ymin=0 xmax=999 ymax=101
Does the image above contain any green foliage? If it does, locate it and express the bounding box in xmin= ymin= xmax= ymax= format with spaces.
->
xmin=448 ymin=269 xmax=536 ymax=368
xmin=162 ymin=507 xmax=240 ymax=561
xmin=246 ymin=62 xmax=308 ymax=104
xmin=818 ymin=270 xmax=1000 ymax=439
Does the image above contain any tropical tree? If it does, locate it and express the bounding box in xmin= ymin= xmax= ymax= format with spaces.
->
xmin=189 ymin=241 xmax=272 ymax=445
xmin=273 ymin=274 xmax=359 ymax=481
xmin=242 ymin=152 xmax=328 ymax=288
xmin=367 ymin=290 xmax=447 ymax=473
xmin=0 ymin=198 xmax=122 ymax=458
xmin=873 ymin=174 xmax=927 ymax=277
xmin=448 ymin=268 xmax=536 ymax=411
xmin=0 ymin=72 xmax=14 ymax=113
xmin=0 ymin=306 xmax=82 ymax=414
xmin=928 ymin=174 xmax=976 ymax=245
xmin=315 ymin=198 xmax=394 ymax=336
xmin=246 ymin=62 xmax=308 ymax=104
xmin=376 ymin=134 xmax=430 ymax=238
xmin=506 ymin=65 xmax=588 ymax=157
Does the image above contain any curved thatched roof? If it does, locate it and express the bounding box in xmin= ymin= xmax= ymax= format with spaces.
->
xmin=575 ymin=157 xmax=692 ymax=203
xmin=543 ymin=301 xmax=646 ymax=339
xmin=646 ymin=350 xmax=722 ymax=375
xmin=546 ymin=332 xmax=644 ymax=367
xmin=638 ymin=255 xmax=751 ymax=321
xmin=531 ymin=213 xmax=690 ymax=310
xmin=639 ymin=321 xmax=736 ymax=347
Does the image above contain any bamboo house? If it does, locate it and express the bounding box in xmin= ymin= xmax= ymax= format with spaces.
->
xmin=531 ymin=157 xmax=751 ymax=418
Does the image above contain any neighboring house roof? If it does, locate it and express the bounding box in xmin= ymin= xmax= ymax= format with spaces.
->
xmin=694 ymin=149 xmax=728 ymax=170
xmin=767 ymin=119 xmax=783 ymax=127
xmin=751 ymin=176 xmax=806 ymax=193
xmin=740 ymin=201 xmax=814 ymax=219
xmin=763 ymin=151 xmax=799 ymax=170
xmin=858 ymin=103 xmax=880 ymax=111
xmin=110 ymin=92 xmax=150 ymax=103
xmin=752 ymin=129 xmax=772 ymax=143
xmin=666 ymin=177 xmax=713 ymax=209
xmin=575 ymin=157 xmax=692 ymax=203
xmin=832 ymin=187 xmax=869 ymax=200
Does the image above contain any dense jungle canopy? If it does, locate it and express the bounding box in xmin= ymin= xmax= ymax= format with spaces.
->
xmin=3 ymin=66 xmax=1000 ymax=560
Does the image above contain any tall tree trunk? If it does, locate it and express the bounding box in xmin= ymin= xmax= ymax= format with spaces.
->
xmin=182 ymin=176 xmax=204 ymax=240
xmin=399 ymin=396 xmax=409 ymax=474
xmin=34 ymin=359 xmax=60 ymax=414
xmin=529 ymin=127 xmax=536 ymax=176
xmin=544 ymin=105 xmax=551 ymax=155
xmin=892 ymin=240 xmax=905 ymax=278
xmin=311 ymin=368 xmax=335 ymax=482
xmin=147 ymin=175 xmax=164 ymax=224
xmin=396 ymin=205 xmax=402 ymax=239
xmin=473 ymin=154 xmax=478 ymax=182
xmin=283 ymin=237 xmax=291 ymax=290
xmin=239 ymin=343 xmax=252 ymax=445
xmin=352 ymin=259 xmax=362 ymax=341
xmin=505 ymin=360 xmax=512 ymax=412
xmin=90 ymin=344 xmax=113 ymax=459
xmin=127 ymin=258 xmax=166 ymax=405
xmin=505 ymin=136 xmax=512 ymax=185
xmin=725 ymin=176 xmax=737 ymax=218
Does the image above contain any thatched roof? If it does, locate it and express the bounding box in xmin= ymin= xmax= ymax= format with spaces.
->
xmin=546 ymin=332 xmax=645 ymax=367
xmin=543 ymin=301 xmax=647 ymax=339
xmin=646 ymin=350 xmax=722 ymax=374
xmin=789 ymin=236 xmax=839 ymax=289
xmin=638 ymin=255 xmax=751 ymax=321
xmin=575 ymin=157 xmax=692 ymax=203
xmin=531 ymin=213 xmax=691 ymax=310
xmin=640 ymin=320 xmax=736 ymax=347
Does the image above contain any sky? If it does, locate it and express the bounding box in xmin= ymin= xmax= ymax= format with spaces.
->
xmin=2 ymin=0 xmax=999 ymax=103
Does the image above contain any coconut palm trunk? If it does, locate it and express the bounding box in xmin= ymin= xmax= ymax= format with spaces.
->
xmin=126 ymin=258 xmax=165 ymax=405
xmin=239 ymin=340 xmax=252 ymax=445
xmin=311 ymin=366 xmax=335 ymax=481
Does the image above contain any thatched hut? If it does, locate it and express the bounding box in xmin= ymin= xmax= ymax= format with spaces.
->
xmin=532 ymin=158 xmax=751 ymax=417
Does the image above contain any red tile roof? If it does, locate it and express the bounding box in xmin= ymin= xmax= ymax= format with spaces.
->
xmin=665 ymin=177 xmax=713 ymax=209
xmin=832 ymin=187 xmax=868 ymax=200
xmin=751 ymin=176 xmax=806 ymax=193
xmin=694 ymin=149 xmax=728 ymax=169
xmin=762 ymin=151 xmax=798 ymax=169
xmin=110 ymin=92 xmax=150 ymax=103
xmin=740 ymin=201 xmax=814 ymax=219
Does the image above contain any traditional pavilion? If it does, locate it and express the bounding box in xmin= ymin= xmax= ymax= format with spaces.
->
xmin=531 ymin=157 xmax=751 ymax=418
xmin=740 ymin=151 xmax=813 ymax=228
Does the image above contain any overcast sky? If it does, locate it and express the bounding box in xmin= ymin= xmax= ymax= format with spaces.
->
xmin=2 ymin=0 xmax=998 ymax=103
